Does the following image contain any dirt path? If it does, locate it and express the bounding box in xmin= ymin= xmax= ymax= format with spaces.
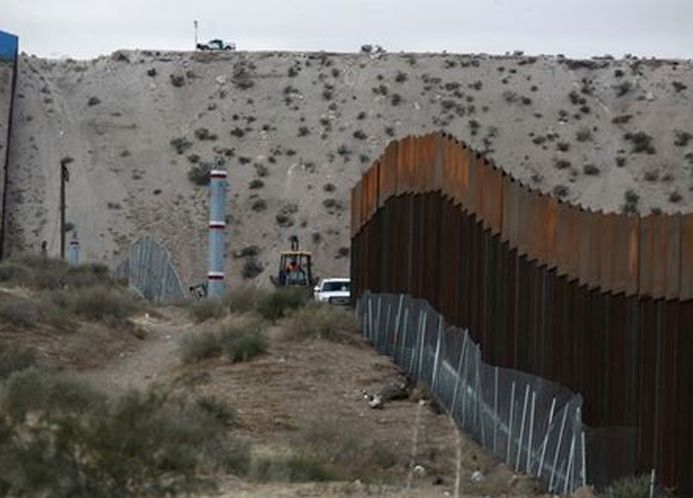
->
xmin=82 ymin=306 xmax=192 ymax=394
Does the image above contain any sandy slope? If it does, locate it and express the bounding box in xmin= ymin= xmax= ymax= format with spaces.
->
xmin=4 ymin=50 xmax=693 ymax=289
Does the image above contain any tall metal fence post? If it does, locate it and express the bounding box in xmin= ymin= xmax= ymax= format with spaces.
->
xmin=431 ymin=317 xmax=443 ymax=392
xmin=526 ymin=390 xmax=536 ymax=474
xmin=506 ymin=381 xmax=516 ymax=465
xmin=516 ymin=383 xmax=530 ymax=471
xmin=581 ymin=430 xmax=587 ymax=487
xmin=493 ymin=366 xmax=499 ymax=453
xmin=538 ymin=397 xmax=556 ymax=478
xmin=549 ymin=406 xmax=569 ymax=493
xmin=417 ymin=311 xmax=428 ymax=378
xmin=400 ymin=308 xmax=410 ymax=365
xmin=450 ymin=332 xmax=467 ymax=421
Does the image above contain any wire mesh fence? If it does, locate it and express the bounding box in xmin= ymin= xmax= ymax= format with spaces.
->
xmin=357 ymin=291 xmax=587 ymax=494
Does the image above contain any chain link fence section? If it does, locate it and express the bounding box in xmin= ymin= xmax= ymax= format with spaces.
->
xmin=114 ymin=236 xmax=186 ymax=303
xmin=357 ymin=292 xmax=587 ymax=494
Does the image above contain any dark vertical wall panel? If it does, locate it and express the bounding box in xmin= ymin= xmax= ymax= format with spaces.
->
xmin=351 ymin=133 xmax=693 ymax=492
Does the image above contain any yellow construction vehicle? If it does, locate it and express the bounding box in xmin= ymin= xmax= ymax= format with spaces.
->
xmin=270 ymin=236 xmax=318 ymax=289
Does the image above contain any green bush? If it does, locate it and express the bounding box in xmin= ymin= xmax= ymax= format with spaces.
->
xmin=256 ymin=288 xmax=308 ymax=322
xmin=282 ymin=303 xmax=357 ymax=343
xmin=0 ymin=256 xmax=114 ymax=290
xmin=179 ymin=330 xmax=222 ymax=363
xmin=195 ymin=395 xmax=238 ymax=427
xmin=251 ymin=454 xmax=336 ymax=483
xmin=188 ymin=298 xmax=226 ymax=322
xmin=219 ymin=323 xmax=267 ymax=363
xmin=604 ymin=474 xmax=651 ymax=498
xmin=0 ymin=300 xmax=39 ymax=329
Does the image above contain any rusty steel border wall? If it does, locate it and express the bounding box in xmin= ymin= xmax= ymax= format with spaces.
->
xmin=350 ymin=132 xmax=693 ymax=492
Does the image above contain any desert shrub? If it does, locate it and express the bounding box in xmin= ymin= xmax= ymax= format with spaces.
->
xmin=624 ymin=131 xmax=655 ymax=154
xmin=242 ymin=257 xmax=264 ymax=279
xmin=674 ymin=130 xmax=692 ymax=147
xmin=231 ymin=64 xmax=254 ymax=89
xmin=233 ymin=245 xmax=260 ymax=259
xmin=615 ymin=80 xmax=632 ymax=96
xmin=251 ymin=199 xmax=267 ymax=212
xmin=669 ymin=191 xmax=682 ymax=203
xmin=297 ymin=126 xmax=310 ymax=137
xmin=188 ymin=298 xmax=227 ymax=323
xmin=612 ymin=114 xmax=632 ymax=125
xmin=146 ymin=68 xmax=157 ymax=77
xmin=170 ymin=136 xmax=192 ymax=154
xmin=554 ymin=159 xmax=571 ymax=170
xmin=553 ymin=185 xmax=569 ymax=198
xmin=323 ymin=182 xmax=336 ymax=192
xmin=0 ymin=260 xmax=31 ymax=284
xmin=583 ymin=164 xmax=600 ymax=175
xmin=322 ymin=198 xmax=344 ymax=213
xmin=219 ymin=322 xmax=267 ymax=363
xmin=644 ymin=170 xmax=659 ymax=182
xmin=0 ymin=300 xmax=39 ymax=329
xmin=188 ymin=162 xmax=212 ymax=185
xmin=281 ymin=303 xmax=356 ymax=343
xmin=226 ymin=288 xmax=270 ymax=314
xmin=353 ymin=129 xmax=367 ymax=140
xmin=385 ymin=126 xmax=395 ymax=137
xmin=287 ymin=66 xmax=299 ymax=77
xmin=336 ymin=246 xmax=350 ymax=258
xmin=170 ymin=73 xmax=185 ymax=87
xmin=194 ymin=127 xmax=217 ymax=141
xmin=195 ymin=395 xmax=238 ymax=427
xmin=179 ymin=329 xmax=223 ymax=363
xmin=603 ymin=474 xmax=651 ymax=498
xmin=52 ymin=286 xmax=141 ymax=323
xmin=390 ymin=93 xmax=403 ymax=106
xmin=251 ymin=454 xmax=335 ymax=483
xmin=87 ymin=96 xmax=101 ymax=106
xmin=256 ymin=288 xmax=308 ymax=322
xmin=0 ymin=373 xmax=250 ymax=496
xmin=672 ymin=81 xmax=687 ymax=93
xmin=275 ymin=204 xmax=298 ymax=227
xmin=616 ymin=156 xmax=627 ymax=167
xmin=394 ymin=71 xmax=407 ymax=83
xmin=360 ymin=44 xmax=373 ymax=53
xmin=557 ymin=141 xmax=571 ymax=152
xmin=356 ymin=111 xmax=367 ymax=120
xmin=576 ymin=127 xmax=592 ymax=142
xmin=623 ymin=189 xmax=640 ymax=214
xmin=249 ymin=179 xmax=264 ymax=190
xmin=0 ymin=346 xmax=37 ymax=380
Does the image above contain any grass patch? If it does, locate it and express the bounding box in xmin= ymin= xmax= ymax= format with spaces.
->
xmin=180 ymin=330 xmax=222 ymax=363
xmin=0 ymin=346 xmax=37 ymax=380
xmin=603 ymin=474 xmax=651 ymax=498
xmin=0 ymin=300 xmax=39 ymax=329
xmin=251 ymin=454 xmax=336 ymax=482
xmin=281 ymin=303 xmax=357 ymax=344
xmin=50 ymin=285 xmax=141 ymax=324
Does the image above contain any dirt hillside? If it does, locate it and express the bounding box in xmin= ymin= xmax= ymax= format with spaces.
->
xmin=4 ymin=50 xmax=693 ymax=288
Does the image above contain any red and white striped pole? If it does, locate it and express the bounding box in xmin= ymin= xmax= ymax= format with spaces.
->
xmin=208 ymin=160 xmax=227 ymax=298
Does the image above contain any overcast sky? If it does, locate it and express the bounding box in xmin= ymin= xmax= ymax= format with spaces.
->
xmin=3 ymin=0 xmax=693 ymax=59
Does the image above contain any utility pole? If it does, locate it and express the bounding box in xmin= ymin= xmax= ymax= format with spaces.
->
xmin=194 ymin=20 xmax=199 ymax=49
xmin=59 ymin=157 xmax=71 ymax=260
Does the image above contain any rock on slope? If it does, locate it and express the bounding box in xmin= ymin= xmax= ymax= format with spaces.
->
xmin=4 ymin=50 xmax=693 ymax=288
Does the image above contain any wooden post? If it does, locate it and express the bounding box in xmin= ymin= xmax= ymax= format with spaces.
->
xmin=59 ymin=161 xmax=70 ymax=260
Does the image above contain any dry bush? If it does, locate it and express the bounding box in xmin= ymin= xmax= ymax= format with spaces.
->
xmin=280 ymin=303 xmax=357 ymax=344
xmin=226 ymin=287 xmax=270 ymax=314
xmin=256 ymin=288 xmax=308 ymax=322
xmin=50 ymin=285 xmax=141 ymax=324
xmin=188 ymin=162 xmax=212 ymax=185
xmin=0 ymin=369 xmax=250 ymax=496
xmin=0 ymin=300 xmax=39 ymax=329
xmin=0 ymin=346 xmax=36 ymax=380
xmin=219 ymin=322 xmax=268 ymax=363
xmin=188 ymin=298 xmax=227 ymax=323
xmin=603 ymin=474 xmax=651 ymax=498
xmin=180 ymin=329 xmax=222 ymax=363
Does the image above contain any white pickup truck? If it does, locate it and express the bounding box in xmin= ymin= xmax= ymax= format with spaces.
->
xmin=313 ymin=278 xmax=351 ymax=306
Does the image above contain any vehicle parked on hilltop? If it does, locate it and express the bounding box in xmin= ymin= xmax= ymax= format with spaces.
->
xmin=313 ymin=278 xmax=351 ymax=305
xmin=196 ymin=39 xmax=236 ymax=51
